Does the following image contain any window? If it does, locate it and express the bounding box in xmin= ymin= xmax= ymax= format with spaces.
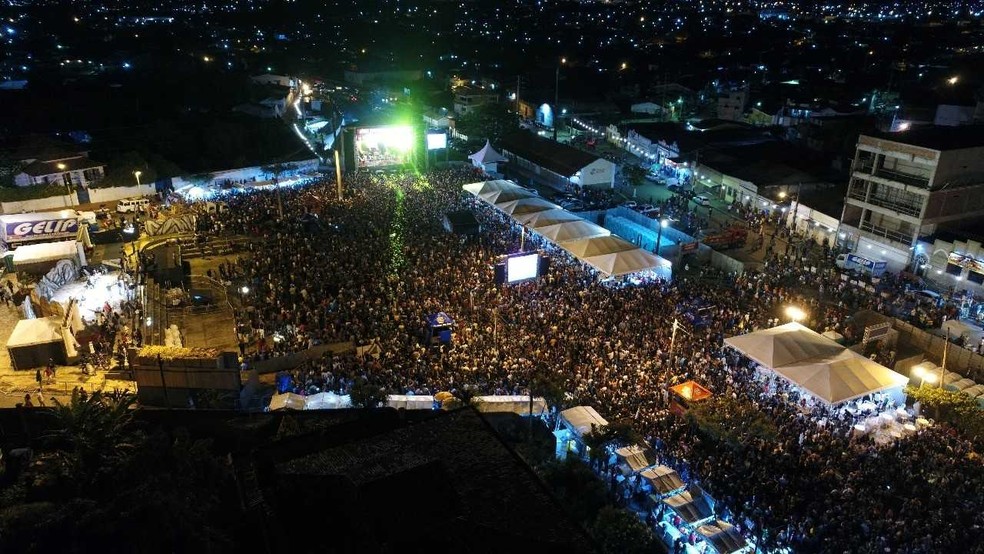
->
xmin=946 ymin=263 xmax=963 ymax=276
xmin=968 ymin=271 xmax=984 ymax=285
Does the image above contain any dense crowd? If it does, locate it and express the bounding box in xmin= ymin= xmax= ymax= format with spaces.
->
xmin=198 ymin=167 xmax=983 ymax=553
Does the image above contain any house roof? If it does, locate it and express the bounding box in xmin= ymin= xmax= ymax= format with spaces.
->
xmin=498 ymin=131 xmax=601 ymax=177
xmin=867 ymin=125 xmax=984 ymax=151
xmin=21 ymin=155 xmax=105 ymax=176
xmin=261 ymin=408 xmax=596 ymax=553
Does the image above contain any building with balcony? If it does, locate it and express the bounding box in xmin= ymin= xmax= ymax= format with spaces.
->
xmin=453 ymin=86 xmax=498 ymax=116
xmin=838 ymin=125 xmax=984 ymax=272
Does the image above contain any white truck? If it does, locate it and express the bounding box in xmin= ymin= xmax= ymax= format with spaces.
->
xmin=835 ymin=253 xmax=888 ymax=276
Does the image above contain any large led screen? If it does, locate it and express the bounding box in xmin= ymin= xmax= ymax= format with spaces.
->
xmin=506 ymin=253 xmax=540 ymax=283
xmin=355 ymin=126 xmax=414 ymax=168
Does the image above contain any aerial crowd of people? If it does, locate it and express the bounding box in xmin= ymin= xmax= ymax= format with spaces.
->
xmin=195 ymin=166 xmax=983 ymax=553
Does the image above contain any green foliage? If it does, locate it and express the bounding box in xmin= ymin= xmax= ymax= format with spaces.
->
xmin=622 ymin=164 xmax=647 ymax=188
xmin=591 ymin=506 xmax=656 ymax=554
xmin=686 ymin=396 xmax=778 ymax=447
xmin=0 ymin=184 xmax=69 ymax=202
xmin=532 ymin=371 xmax=568 ymax=411
xmin=349 ymin=376 xmax=386 ymax=408
xmin=538 ymin=457 xmax=610 ymax=524
xmin=906 ymin=385 xmax=984 ymax=443
xmin=0 ymin=155 xmax=27 ymax=188
xmin=454 ymin=102 xmax=515 ymax=142
xmin=0 ymin=390 xmax=236 ymax=552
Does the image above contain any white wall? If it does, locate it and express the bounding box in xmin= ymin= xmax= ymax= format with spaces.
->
xmin=88 ymin=184 xmax=157 ymax=203
xmin=575 ymin=158 xmax=615 ymax=188
xmin=1 ymin=194 xmax=77 ymax=214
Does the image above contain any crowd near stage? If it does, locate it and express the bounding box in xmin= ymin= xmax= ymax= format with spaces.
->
xmin=177 ymin=166 xmax=983 ymax=553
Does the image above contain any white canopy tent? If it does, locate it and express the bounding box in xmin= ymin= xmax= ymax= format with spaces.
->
xmin=561 ymin=235 xmax=638 ymax=259
xmin=614 ymin=444 xmax=658 ymax=474
xmin=582 ymin=248 xmax=670 ymax=278
xmin=468 ymin=140 xmax=508 ymax=173
xmin=268 ymin=392 xmax=307 ymax=411
xmin=725 ymin=323 xmax=909 ymax=406
xmin=773 ymin=349 xmax=910 ymax=405
xmin=463 ymin=180 xmax=535 ymax=205
xmin=696 ymin=520 xmax=750 ymax=554
xmin=723 ymin=322 xmax=844 ymax=369
xmin=11 ymin=241 xmax=79 ymax=265
xmin=305 ymin=392 xmax=352 ymax=410
xmin=7 ymin=317 xmax=69 ymax=370
xmin=641 ymin=466 xmax=686 ymax=496
xmin=494 ymin=197 xmax=561 ymax=216
xmin=535 ymin=220 xmax=611 ymax=243
xmin=385 ymin=395 xmax=436 ymax=410
xmin=514 ymin=208 xmax=583 ymax=227
xmin=662 ymin=485 xmax=714 ymax=525
xmin=558 ymin=405 xmax=608 ymax=438
xmin=472 ymin=395 xmax=547 ymax=415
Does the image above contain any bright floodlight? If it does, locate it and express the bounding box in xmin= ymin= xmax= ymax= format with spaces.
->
xmin=778 ymin=191 xmax=787 ymax=199
xmin=241 ymin=286 xmax=250 ymax=294
xmin=785 ymin=306 xmax=806 ymax=322
xmin=660 ymin=219 xmax=669 ymax=228
xmin=923 ymin=372 xmax=939 ymax=384
xmin=912 ymin=365 xmax=926 ymax=378
xmin=947 ymin=76 xmax=959 ymax=85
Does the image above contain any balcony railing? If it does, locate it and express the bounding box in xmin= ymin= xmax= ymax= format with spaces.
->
xmin=859 ymin=220 xmax=913 ymax=246
xmin=852 ymin=163 xmax=931 ymax=189
xmin=847 ymin=186 xmax=923 ymax=218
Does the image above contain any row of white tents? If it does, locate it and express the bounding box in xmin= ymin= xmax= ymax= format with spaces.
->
xmin=556 ymin=406 xmax=750 ymax=554
xmin=724 ymin=322 xmax=909 ymax=406
xmin=269 ymin=392 xmax=547 ymax=414
xmin=462 ymin=180 xmax=672 ymax=279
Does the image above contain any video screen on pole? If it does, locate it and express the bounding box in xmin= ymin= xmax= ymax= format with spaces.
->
xmin=355 ymin=126 xmax=414 ymax=168
xmin=426 ymin=132 xmax=448 ymax=150
xmin=506 ymin=253 xmax=540 ymax=283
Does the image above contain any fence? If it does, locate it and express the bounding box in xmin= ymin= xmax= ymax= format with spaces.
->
xmin=893 ymin=319 xmax=984 ymax=382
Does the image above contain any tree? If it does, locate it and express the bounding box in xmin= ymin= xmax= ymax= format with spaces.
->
xmin=98 ymin=151 xmax=156 ymax=188
xmin=532 ymin=371 xmax=567 ymax=411
xmin=453 ymin=102 xmax=515 ymax=143
xmin=591 ymin=506 xmax=656 ymax=554
xmin=261 ymin=163 xmax=292 ymax=183
xmin=538 ymin=458 xmax=610 ymax=524
xmin=350 ymin=376 xmax=386 ymax=408
xmin=0 ymin=154 xmax=27 ymax=188
xmin=621 ymin=164 xmax=647 ymax=198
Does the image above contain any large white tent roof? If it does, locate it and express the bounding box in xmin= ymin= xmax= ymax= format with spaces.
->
xmin=773 ymin=349 xmax=909 ymax=405
xmin=7 ymin=317 xmax=63 ymax=348
xmin=724 ymin=322 xmax=909 ymax=406
xmin=559 ymin=405 xmax=608 ymax=438
xmin=536 ymin=220 xmax=611 ymax=243
xmin=494 ymin=197 xmax=560 ymax=216
xmin=462 ymin=180 xmax=669 ymax=278
xmin=468 ymin=140 xmax=508 ymax=165
xmin=696 ymin=520 xmax=749 ymax=554
xmin=723 ymin=322 xmax=844 ymax=368
xmin=11 ymin=240 xmax=78 ymax=264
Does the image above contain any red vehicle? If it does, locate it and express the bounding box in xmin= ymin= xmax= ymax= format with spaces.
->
xmin=701 ymin=226 xmax=747 ymax=250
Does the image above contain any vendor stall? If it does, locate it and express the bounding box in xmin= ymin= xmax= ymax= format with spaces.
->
xmin=555 ymin=405 xmax=608 ymax=460
xmin=614 ymin=444 xmax=658 ymax=475
xmin=385 ymin=395 xmax=437 ymax=410
xmin=641 ymin=466 xmax=686 ymax=497
xmin=6 ymin=317 xmax=69 ymax=370
xmin=268 ymin=392 xmax=307 ymax=411
xmin=663 ymin=485 xmax=715 ymax=526
xmin=696 ymin=520 xmax=751 ymax=554
xmin=472 ymin=395 xmax=547 ymax=416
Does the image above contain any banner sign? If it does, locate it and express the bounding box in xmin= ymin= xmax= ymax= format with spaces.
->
xmin=847 ymin=254 xmax=875 ymax=269
xmin=681 ymin=241 xmax=699 ymax=253
xmin=3 ymin=218 xmax=78 ymax=243
xmin=947 ymin=252 xmax=984 ymax=274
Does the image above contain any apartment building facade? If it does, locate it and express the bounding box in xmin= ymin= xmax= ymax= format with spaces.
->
xmin=838 ymin=127 xmax=984 ymax=272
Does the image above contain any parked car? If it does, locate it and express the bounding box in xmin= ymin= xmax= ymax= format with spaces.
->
xmin=640 ymin=206 xmax=661 ymax=216
xmin=635 ymin=203 xmax=655 ymax=212
xmin=694 ymin=195 xmax=712 ymax=207
xmin=622 ymin=201 xmax=638 ymax=208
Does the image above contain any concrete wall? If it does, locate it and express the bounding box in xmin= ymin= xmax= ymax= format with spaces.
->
xmin=0 ymin=184 xmax=158 ymax=213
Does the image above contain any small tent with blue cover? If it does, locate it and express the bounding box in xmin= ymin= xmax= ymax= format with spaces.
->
xmin=425 ymin=312 xmax=455 ymax=346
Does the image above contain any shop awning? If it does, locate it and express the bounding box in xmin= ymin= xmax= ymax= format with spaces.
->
xmin=641 ymin=466 xmax=686 ymax=495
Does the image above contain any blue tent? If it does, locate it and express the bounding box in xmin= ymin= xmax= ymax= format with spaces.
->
xmin=426 ymin=312 xmax=455 ymax=345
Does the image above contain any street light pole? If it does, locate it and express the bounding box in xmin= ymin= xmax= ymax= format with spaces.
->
xmin=553 ymin=58 xmax=565 ymax=141
xmin=134 ymin=170 xmax=142 ymax=187
xmin=656 ymin=218 xmax=668 ymax=257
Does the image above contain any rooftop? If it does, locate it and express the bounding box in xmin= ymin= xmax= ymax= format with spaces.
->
xmin=498 ymin=131 xmax=602 ymax=177
xmin=867 ymin=125 xmax=984 ymax=151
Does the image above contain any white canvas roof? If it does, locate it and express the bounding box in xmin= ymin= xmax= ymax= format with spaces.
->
xmin=468 ymin=140 xmax=508 ymax=165
xmin=462 ymin=180 xmax=534 ymax=205
xmin=304 ymin=392 xmax=352 ymax=410
xmin=472 ymin=395 xmax=547 ymax=415
xmin=581 ymin=248 xmax=668 ymax=277
xmin=494 ymin=197 xmax=561 ymax=216
xmin=385 ymin=394 xmax=436 ymax=410
xmin=615 ymin=444 xmax=658 ymax=473
xmin=725 ymin=323 xmax=909 ymax=406
xmin=773 ymin=349 xmax=909 ymax=405
xmin=12 ymin=240 xmax=77 ymax=264
xmin=723 ymin=322 xmax=844 ymax=368
xmin=663 ymin=486 xmax=714 ymax=524
xmin=7 ymin=317 xmax=64 ymax=348
xmin=559 ymin=405 xmax=608 ymax=438
xmin=561 ymin=235 xmax=638 ymax=259
xmin=536 ymin=220 xmax=611 ymax=243
xmin=696 ymin=520 xmax=749 ymax=554
xmin=514 ymin=208 xmax=582 ymax=227
xmin=269 ymin=392 xmax=307 ymax=411
xmin=641 ymin=466 xmax=686 ymax=495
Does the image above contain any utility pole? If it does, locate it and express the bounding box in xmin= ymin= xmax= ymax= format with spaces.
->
xmin=516 ymin=75 xmax=521 ymax=126
xmin=334 ymin=149 xmax=343 ymax=201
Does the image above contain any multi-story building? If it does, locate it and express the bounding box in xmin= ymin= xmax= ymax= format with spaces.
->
xmin=14 ymin=151 xmax=105 ymax=190
xmin=453 ymin=86 xmax=498 ymax=116
xmin=838 ymin=126 xmax=984 ymax=272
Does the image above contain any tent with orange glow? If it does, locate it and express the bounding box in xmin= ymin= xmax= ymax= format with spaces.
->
xmin=669 ymin=381 xmax=713 ymax=403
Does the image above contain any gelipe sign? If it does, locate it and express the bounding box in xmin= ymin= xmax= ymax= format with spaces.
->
xmin=3 ymin=217 xmax=79 ymax=243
